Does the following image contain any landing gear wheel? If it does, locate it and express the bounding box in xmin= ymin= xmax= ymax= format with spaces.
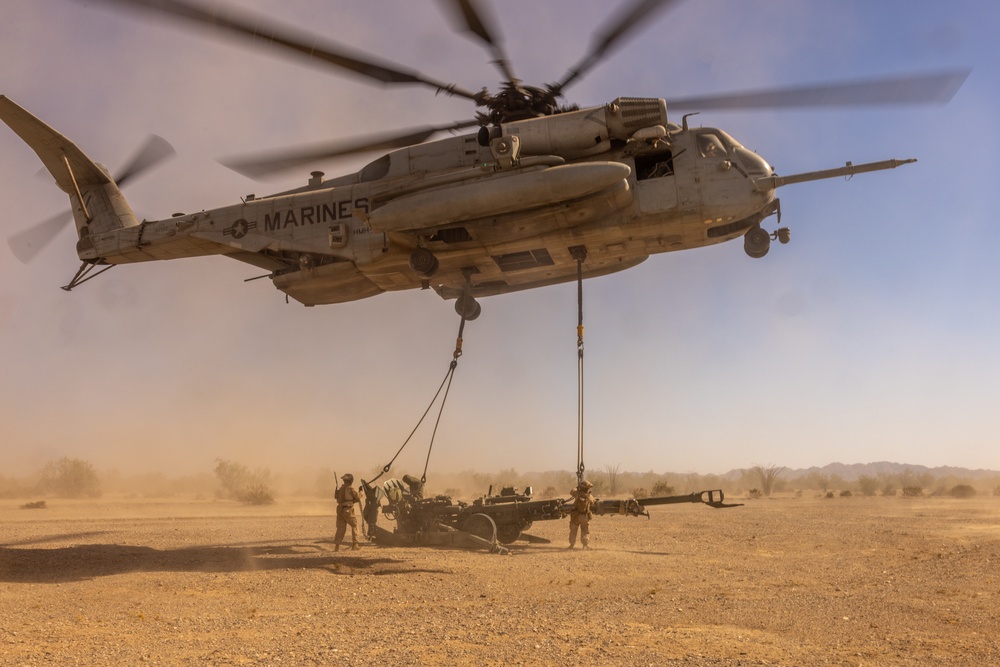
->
xmin=462 ymin=513 xmax=497 ymax=542
xmin=496 ymin=524 xmax=522 ymax=545
xmin=455 ymin=294 xmax=482 ymax=321
xmin=408 ymin=248 xmax=439 ymax=277
xmin=744 ymin=226 xmax=771 ymax=259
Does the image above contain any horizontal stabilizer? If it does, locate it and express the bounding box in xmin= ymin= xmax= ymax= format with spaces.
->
xmin=0 ymin=95 xmax=112 ymax=193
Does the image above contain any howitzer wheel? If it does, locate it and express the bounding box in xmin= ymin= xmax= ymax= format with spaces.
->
xmin=496 ymin=524 xmax=522 ymax=545
xmin=462 ymin=513 xmax=497 ymax=543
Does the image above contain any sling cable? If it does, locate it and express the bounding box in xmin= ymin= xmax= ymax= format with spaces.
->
xmin=570 ymin=246 xmax=588 ymax=487
xmin=360 ymin=297 xmax=471 ymax=538
xmin=367 ymin=291 xmax=471 ymax=488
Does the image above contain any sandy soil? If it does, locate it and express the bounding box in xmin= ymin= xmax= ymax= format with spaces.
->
xmin=1 ymin=495 xmax=998 ymax=666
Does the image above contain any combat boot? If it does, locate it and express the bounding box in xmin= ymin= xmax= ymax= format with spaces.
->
xmin=351 ymin=543 xmax=360 ymax=551
xmin=334 ymin=544 xmax=340 ymax=552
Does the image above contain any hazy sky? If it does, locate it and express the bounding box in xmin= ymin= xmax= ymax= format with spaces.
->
xmin=2 ymin=0 xmax=998 ymax=478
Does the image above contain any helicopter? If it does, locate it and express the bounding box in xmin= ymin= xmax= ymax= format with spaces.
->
xmin=2 ymin=0 xmax=968 ymax=321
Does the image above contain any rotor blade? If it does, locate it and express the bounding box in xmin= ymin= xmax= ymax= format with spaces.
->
xmin=114 ymin=134 xmax=176 ymax=188
xmin=669 ymin=69 xmax=971 ymax=112
xmin=84 ymin=0 xmax=479 ymax=100
xmin=7 ymin=209 xmax=73 ymax=264
xmin=221 ymin=119 xmax=482 ymax=180
xmin=442 ymin=0 xmax=517 ymax=83
xmin=555 ymin=0 xmax=680 ymax=93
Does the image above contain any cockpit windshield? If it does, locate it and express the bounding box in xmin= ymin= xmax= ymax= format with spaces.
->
xmin=697 ymin=133 xmax=727 ymax=158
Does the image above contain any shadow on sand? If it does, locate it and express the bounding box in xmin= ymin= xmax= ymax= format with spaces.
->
xmin=0 ymin=540 xmax=449 ymax=583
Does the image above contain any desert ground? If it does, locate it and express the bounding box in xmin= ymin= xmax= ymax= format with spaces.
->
xmin=1 ymin=494 xmax=998 ymax=666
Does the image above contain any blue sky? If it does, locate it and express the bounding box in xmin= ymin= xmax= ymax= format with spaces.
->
xmin=1 ymin=0 xmax=998 ymax=477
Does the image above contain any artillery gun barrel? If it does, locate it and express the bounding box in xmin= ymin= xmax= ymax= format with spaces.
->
xmin=578 ymin=489 xmax=740 ymax=518
xmin=637 ymin=489 xmax=742 ymax=509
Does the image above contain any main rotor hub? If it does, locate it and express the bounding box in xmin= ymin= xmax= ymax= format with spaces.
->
xmin=476 ymin=82 xmax=566 ymax=124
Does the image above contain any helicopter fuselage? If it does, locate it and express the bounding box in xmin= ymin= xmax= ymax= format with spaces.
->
xmin=4 ymin=94 xmax=911 ymax=310
xmin=75 ymin=97 xmax=789 ymax=307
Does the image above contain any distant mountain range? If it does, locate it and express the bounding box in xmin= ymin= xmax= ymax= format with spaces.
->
xmin=724 ymin=462 xmax=1000 ymax=481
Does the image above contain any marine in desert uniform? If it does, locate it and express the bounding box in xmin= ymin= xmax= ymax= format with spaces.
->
xmin=568 ymin=480 xmax=596 ymax=549
xmin=334 ymin=473 xmax=361 ymax=551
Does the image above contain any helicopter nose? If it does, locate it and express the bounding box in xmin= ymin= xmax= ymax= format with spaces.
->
xmin=734 ymin=146 xmax=772 ymax=177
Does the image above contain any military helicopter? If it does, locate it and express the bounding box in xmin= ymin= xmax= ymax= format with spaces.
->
xmin=2 ymin=0 xmax=968 ymax=320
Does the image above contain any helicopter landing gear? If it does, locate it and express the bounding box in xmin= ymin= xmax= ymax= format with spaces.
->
xmin=744 ymin=225 xmax=771 ymax=258
xmin=408 ymin=248 xmax=439 ymax=278
xmin=744 ymin=225 xmax=791 ymax=258
xmin=455 ymin=293 xmax=482 ymax=321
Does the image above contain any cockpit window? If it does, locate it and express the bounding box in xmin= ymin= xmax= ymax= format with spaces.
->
xmin=697 ymin=133 xmax=726 ymax=158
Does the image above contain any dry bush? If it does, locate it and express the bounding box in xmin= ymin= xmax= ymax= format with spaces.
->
xmin=36 ymin=457 xmax=101 ymax=498
xmin=751 ymin=464 xmax=784 ymax=497
xmin=651 ymin=480 xmax=674 ymax=496
xmin=214 ymin=459 xmax=276 ymax=505
xmin=237 ymin=482 xmax=275 ymax=506
xmin=858 ymin=475 xmax=879 ymax=496
xmin=949 ymin=484 xmax=976 ymax=499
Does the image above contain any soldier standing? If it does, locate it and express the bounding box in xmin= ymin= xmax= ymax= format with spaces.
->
xmin=334 ymin=473 xmax=361 ymax=551
xmin=568 ymin=479 xmax=596 ymax=549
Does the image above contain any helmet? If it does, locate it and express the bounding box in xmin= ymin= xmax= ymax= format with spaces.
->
xmin=579 ymin=480 xmax=593 ymax=490
xmin=341 ymin=473 xmax=354 ymax=484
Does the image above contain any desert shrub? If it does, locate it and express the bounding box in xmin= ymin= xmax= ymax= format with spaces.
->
xmin=949 ymin=484 xmax=976 ymax=499
xmin=825 ymin=491 xmax=835 ymax=499
xmin=539 ymin=486 xmax=559 ymax=499
xmin=20 ymin=500 xmax=47 ymax=509
xmin=36 ymin=457 xmax=101 ymax=498
xmin=214 ymin=459 xmax=276 ymax=505
xmin=751 ymin=464 xmax=784 ymax=497
xmin=902 ymin=486 xmax=923 ymax=497
xmin=747 ymin=488 xmax=762 ymax=500
xmin=651 ymin=480 xmax=674 ymax=496
xmin=840 ymin=490 xmax=852 ymax=498
xmin=858 ymin=476 xmax=879 ymax=497
xmin=632 ymin=487 xmax=649 ymax=499
xmin=238 ymin=483 xmax=275 ymax=505
xmin=882 ymin=483 xmax=897 ymax=497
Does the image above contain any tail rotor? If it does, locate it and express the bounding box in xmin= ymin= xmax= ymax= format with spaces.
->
xmin=6 ymin=133 xmax=175 ymax=263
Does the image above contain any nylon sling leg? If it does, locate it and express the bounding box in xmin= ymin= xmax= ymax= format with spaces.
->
xmin=572 ymin=247 xmax=587 ymax=486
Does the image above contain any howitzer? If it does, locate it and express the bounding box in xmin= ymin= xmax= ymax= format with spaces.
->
xmin=371 ymin=479 xmax=741 ymax=551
